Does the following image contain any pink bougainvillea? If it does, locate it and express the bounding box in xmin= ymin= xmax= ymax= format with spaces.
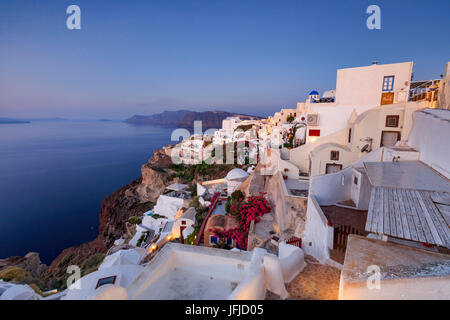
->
xmin=210 ymin=193 xmax=271 ymax=250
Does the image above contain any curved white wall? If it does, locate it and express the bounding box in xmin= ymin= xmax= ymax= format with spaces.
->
xmin=408 ymin=109 xmax=450 ymax=178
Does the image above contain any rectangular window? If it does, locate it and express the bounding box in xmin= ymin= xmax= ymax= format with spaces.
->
xmin=354 ymin=176 xmax=359 ymax=185
xmin=96 ymin=276 xmax=117 ymax=289
xmin=227 ymin=238 xmax=233 ymax=246
xmin=181 ymin=220 xmax=186 ymax=225
xmin=382 ymin=76 xmax=395 ymax=92
xmin=348 ymin=128 xmax=352 ymax=143
xmin=309 ymin=129 xmax=321 ymax=137
xmin=326 ymin=164 xmax=343 ymax=174
xmin=209 ymin=236 xmax=218 ymax=244
xmin=385 ymin=115 xmax=400 ymax=128
xmin=381 ymin=131 xmax=401 ymax=147
xmin=330 ymin=151 xmax=340 ymax=161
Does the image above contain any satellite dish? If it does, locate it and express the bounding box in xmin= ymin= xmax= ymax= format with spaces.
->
xmin=361 ymin=144 xmax=370 ymax=153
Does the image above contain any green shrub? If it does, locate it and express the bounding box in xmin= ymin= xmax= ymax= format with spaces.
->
xmin=197 ymin=205 xmax=208 ymax=216
xmin=53 ymin=273 xmax=71 ymax=291
xmin=185 ymin=226 xmax=200 ymax=245
xmin=225 ymin=190 xmax=245 ymax=215
xmin=136 ymin=231 xmax=149 ymax=247
xmin=128 ymin=216 xmax=142 ymax=225
xmin=168 ymin=163 xmax=185 ymax=172
xmin=81 ymin=253 xmax=106 ymax=275
xmin=190 ymin=196 xmax=201 ymax=209
xmin=0 ymin=266 xmax=29 ymax=282
xmin=151 ymin=214 xmax=167 ymax=220
xmin=195 ymin=206 xmax=208 ymax=226
xmin=188 ymin=184 xmax=197 ymax=197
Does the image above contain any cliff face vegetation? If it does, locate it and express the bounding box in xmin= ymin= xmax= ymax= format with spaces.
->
xmin=0 ymin=253 xmax=47 ymax=288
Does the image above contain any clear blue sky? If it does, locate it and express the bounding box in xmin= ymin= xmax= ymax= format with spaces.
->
xmin=0 ymin=0 xmax=449 ymax=119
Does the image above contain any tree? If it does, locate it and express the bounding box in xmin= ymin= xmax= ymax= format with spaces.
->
xmin=289 ymin=123 xmax=306 ymax=146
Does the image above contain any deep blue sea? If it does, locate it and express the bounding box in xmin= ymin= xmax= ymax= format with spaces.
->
xmin=0 ymin=120 xmax=174 ymax=264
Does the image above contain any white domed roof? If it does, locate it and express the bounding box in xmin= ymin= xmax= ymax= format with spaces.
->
xmin=226 ymin=168 xmax=250 ymax=181
xmin=322 ymin=90 xmax=336 ymax=98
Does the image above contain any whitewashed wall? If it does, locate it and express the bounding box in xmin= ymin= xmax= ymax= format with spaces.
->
xmin=299 ymin=194 xmax=333 ymax=263
xmin=335 ymin=62 xmax=413 ymax=108
xmin=310 ymin=143 xmax=357 ymax=177
xmin=309 ymin=168 xmax=352 ymax=206
xmin=408 ymin=109 xmax=450 ymax=178
xmin=289 ymin=128 xmax=347 ymax=174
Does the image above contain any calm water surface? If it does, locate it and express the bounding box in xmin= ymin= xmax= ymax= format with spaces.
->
xmin=0 ymin=121 xmax=174 ymax=264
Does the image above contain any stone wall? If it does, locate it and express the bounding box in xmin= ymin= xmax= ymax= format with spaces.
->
xmin=264 ymin=172 xmax=307 ymax=239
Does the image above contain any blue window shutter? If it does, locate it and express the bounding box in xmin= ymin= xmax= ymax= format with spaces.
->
xmin=383 ymin=76 xmax=395 ymax=91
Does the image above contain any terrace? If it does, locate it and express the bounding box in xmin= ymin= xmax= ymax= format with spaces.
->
xmin=127 ymin=243 xmax=256 ymax=300
xmin=364 ymin=161 xmax=450 ymax=248
xmin=284 ymin=179 xmax=309 ymax=198
xmin=339 ymin=235 xmax=450 ymax=299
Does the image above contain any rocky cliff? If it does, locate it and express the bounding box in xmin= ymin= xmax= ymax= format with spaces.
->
xmin=125 ymin=110 xmax=262 ymax=128
xmin=41 ymin=150 xmax=174 ymax=288
xmin=125 ymin=110 xmax=191 ymax=126
xmin=0 ymin=252 xmax=47 ymax=287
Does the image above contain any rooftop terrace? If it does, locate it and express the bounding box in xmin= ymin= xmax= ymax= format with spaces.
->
xmin=364 ymin=161 xmax=450 ymax=247
xmin=364 ymin=161 xmax=450 ymax=192
xmin=127 ymin=243 xmax=253 ymax=300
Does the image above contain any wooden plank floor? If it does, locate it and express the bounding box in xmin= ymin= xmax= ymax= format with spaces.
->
xmin=365 ymin=187 xmax=450 ymax=247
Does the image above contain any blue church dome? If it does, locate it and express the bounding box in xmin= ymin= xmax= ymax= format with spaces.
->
xmin=309 ymin=90 xmax=319 ymax=96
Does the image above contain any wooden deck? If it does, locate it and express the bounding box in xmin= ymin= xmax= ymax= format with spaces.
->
xmin=366 ymin=187 xmax=450 ymax=247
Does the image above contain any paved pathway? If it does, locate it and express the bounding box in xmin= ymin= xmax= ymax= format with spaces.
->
xmin=266 ymin=256 xmax=341 ymax=300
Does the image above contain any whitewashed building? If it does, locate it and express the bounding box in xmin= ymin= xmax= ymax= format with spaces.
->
xmin=299 ymin=108 xmax=450 ymax=299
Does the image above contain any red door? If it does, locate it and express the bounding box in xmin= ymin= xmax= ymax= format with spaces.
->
xmin=179 ymin=226 xmax=186 ymax=244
